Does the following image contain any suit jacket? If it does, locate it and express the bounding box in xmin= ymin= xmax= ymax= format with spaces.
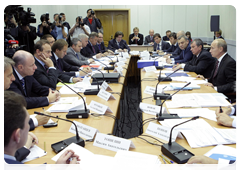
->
xmin=64 ymin=47 xmax=89 ymax=67
xmin=153 ymin=41 xmax=170 ymax=51
xmin=8 ymin=68 xmax=49 ymax=109
xmin=173 ymin=42 xmax=193 ymax=64
xmin=33 ymin=58 xmax=59 ymax=89
xmin=83 ymin=17 xmax=102 ymax=33
xmin=219 ymin=161 xmax=238 ymax=170
xmin=144 ymin=35 xmax=154 ymax=45
xmin=184 ymin=50 xmax=216 ymax=78
xmin=108 ymin=39 xmax=130 ymax=52
xmin=208 ymin=53 xmax=236 ymax=94
xmin=15 ymin=147 xmax=30 ymax=162
xmin=164 ymin=43 xmax=179 ymax=53
xmin=129 ymin=33 xmax=144 ymax=45
xmin=80 ymin=41 xmax=100 ymax=58
xmin=96 ymin=42 xmax=108 ymax=53
xmin=4 ymin=158 xmax=47 ymax=170
xmin=162 ymin=36 xmax=169 ymax=41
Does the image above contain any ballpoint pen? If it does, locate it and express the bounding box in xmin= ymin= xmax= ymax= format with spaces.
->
xmin=219 ymin=106 xmax=223 ymax=113
xmin=160 ymin=154 xmax=174 ymax=164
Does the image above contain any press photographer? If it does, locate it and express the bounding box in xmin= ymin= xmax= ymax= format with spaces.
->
xmin=83 ymin=9 xmax=101 ymax=33
xmin=69 ymin=16 xmax=91 ymax=38
xmin=53 ymin=14 xmax=68 ymax=40
xmin=37 ymin=13 xmax=57 ymax=39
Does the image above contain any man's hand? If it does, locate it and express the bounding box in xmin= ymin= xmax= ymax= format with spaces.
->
xmin=47 ymin=88 xmax=61 ymax=103
xmin=205 ymin=82 xmax=214 ymax=88
xmin=149 ymin=42 xmax=154 ymax=46
xmin=187 ymin=156 xmax=218 ymax=164
xmin=196 ymin=74 xmax=205 ymax=80
xmin=73 ymin=77 xmax=83 ymax=83
xmin=123 ymin=49 xmax=128 ymax=52
xmin=56 ymin=150 xmax=80 ymax=164
xmin=118 ymin=49 xmax=123 ymax=52
xmin=172 ymin=64 xmax=182 ymax=71
xmin=166 ymin=58 xmax=172 ymax=64
xmin=36 ymin=111 xmax=51 ymax=126
xmin=40 ymin=53 xmax=54 ymax=68
xmin=88 ymin=59 xmax=95 ymax=64
xmin=96 ymin=53 xmax=102 ymax=59
xmin=108 ymin=50 xmax=114 ymax=55
xmin=216 ymin=112 xmax=234 ymax=127
xmin=25 ymin=132 xmax=39 ymax=149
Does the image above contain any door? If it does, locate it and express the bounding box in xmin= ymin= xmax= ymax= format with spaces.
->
xmin=95 ymin=10 xmax=129 ymax=47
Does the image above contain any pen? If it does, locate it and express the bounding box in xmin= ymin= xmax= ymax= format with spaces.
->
xmin=219 ymin=106 xmax=223 ymax=113
xmin=160 ymin=154 xmax=174 ymax=164
xmin=44 ymin=141 xmax=46 ymax=153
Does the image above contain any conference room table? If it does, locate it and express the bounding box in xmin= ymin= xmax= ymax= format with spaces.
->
xmin=25 ymin=54 xmax=236 ymax=164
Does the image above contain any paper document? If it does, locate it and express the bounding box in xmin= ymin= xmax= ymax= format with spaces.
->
xmin=22 ymin=145 xmax=47 ymax=163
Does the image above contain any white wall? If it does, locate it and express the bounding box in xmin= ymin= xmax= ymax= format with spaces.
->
xmin=22 ymin=5 xmax=236 ymax=59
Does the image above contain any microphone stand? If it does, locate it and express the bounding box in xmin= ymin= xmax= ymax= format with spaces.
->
xmin=92 ymin=57 xmax=114 ymax=71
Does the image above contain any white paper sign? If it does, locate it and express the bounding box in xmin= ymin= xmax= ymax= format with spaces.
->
xmin=122 ymin=52 xmax=130 ymax=58
xmin=139 ymin=102 xmax=166 ymax=115
xmin=101 ymin=81 xmax=113 ymax=91
xmin=114 ymin=66 xmax=124 ymax=76
xmin=89 ymin=100 xmax=113 ymax=114
xmin=93 ymin=133 xmax=135 ymax=152
xmin=144 ymin=86 xmax=163 ymax=95
xmin=69 ymin=121 xmax=99 ymax=140
xmin=82 ymin=76 xmax=91 ymax=88
xmin=146 ymin=122 xmax=179 ymax=142
xmin=143 ymin=66 xmax=157 ymax=72
xmin=97 ymin=89 xmax=116 ymax=101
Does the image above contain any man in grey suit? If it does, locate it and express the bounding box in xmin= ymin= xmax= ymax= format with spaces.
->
xmin=144 ymin=29 xmax=154 ymax=45
xmin=63 ymin=38 xmax=94 ymax=67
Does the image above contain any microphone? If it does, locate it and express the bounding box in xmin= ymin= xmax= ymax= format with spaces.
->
xmin=92 ymin=58 xmax=114 ymax=72
xmin=153 ymin=68 xmax=180 ymax=100
xmin=57 ymin=78 xmax=90 ymax=118
xmin=104 ymin=55 xmax=116 ymax=65
xmin=152 ymin=56 xmax=164 ymax=70
xmin=161 ymin=116 xmax=199 ymax=164
xmin=157 ymin=82 xmax=191 ymax=121
xmin=89 ymin=67 xmax=105 ymax=85
xmin=34 ymin=111 xmax=85 ymax=153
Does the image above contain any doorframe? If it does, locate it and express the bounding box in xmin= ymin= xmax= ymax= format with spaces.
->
xmin=94 ymin=9 xmax=131 ymax=38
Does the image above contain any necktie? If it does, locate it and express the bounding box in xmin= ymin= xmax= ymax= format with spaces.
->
xmin=157 ymin=44 xmax=160 ymax=50
xmin=135 ymin=36 xmax=138 ymax=44
xmin=92 ymin=46 xmax=96 ymax=54
xmin=21 ymin=78 xmax=27 ymax=96
xmin=57 ymin=59 xmax=62 ymax=71
xmin=117 ymin=42 xmax=120 ymax=48
xmin=76 ymin=53 xmax=79 ymax=60
xmin=150 ymin=36 xmax=153 ymax=42
xmin=98 ymin=44 xmax=101 ymax=51
xmin=44 ymin=65 xmax=49 ymax=73
xmin=213 ymin=60 xmax=219 ymax=78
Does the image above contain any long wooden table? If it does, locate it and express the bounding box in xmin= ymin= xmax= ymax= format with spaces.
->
xmin=25 ymin=55 xmax=236 ymax=164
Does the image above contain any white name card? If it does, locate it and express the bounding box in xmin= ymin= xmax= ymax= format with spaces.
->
xmin=101 ymin=81 xmax=113 ymax=91
xmin=114 ymin=66 xmax=123 ymax=76
xmin=146 ymin=122 xmax=178 ymax=142
xmin=69 ymin=121 xmax=99 ymax=140
xmin=118 ymin=57 xmax=127 ymax=62
xmin=144 ymin=86 xmax=161 ymax=95
xmin=82 ymin=76 xmax=91 ymax=88
xmin=97 ymin=89 xmax=116 ymax=101
xmin=139 ymin=102 xmax=166 ymax=116
xmin=89 ymin=100 xmax=113 ymax=115
xmin=115 ymin=61 xmax=125 ymax=67
xmin=93 ymin=133 xmax=135 ymax=152
xmin=122 ymin=52 xmax=130 ymax=59
xmin=143 ymin=66 xmax=157 ymax=72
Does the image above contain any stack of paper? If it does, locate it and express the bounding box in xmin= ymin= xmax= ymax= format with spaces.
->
xmin=204 ymin=145 xmax=236 ymax=161
xmin=22 ymin=145 xmax=47 ymax=163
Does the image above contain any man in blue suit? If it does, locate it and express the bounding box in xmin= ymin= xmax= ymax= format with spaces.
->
xmin=4 ymin=91 xmax=80 ymax=164
xmin=108 ymin=31 xmax=130 ymax=52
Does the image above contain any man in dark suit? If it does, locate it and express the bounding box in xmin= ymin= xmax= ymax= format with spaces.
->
xmin=51 ymin=39 xmax=89 ymax=82
xmin=164 ymin=32 xmax=178 ymax=53
xmin=172 ymin=39 xmax=215 ymax=78
xmin=166 ymin=35 xmax=193 ymax=64
xmin=8 ymin=50 xmax=60 ymax=109
xmin=153 ymin=33 xmax=170 ymax=52
xmin=214 ymin=29 xmax=224 ymax=40
xmin=96 ymin=32 xmax=114 ymax=55
xmin=4 ymin=91 xmax=80 ymax=164
xmin=129 ymin=27 xmax=144 ymax=45
xmin=108 ymin=31 xmax=130 ymax=52
xmin=80 ymin=32 xmax=102 ymax=58
xmin=199 ymin=39 xmax=236 ymax=98
xmin=64 ymin=38 xmax=95 ymax=67
xmin=162 ymin=30 xmax=171 ymax=41
xmin=144 ymin=29 xmax=154 ymax=45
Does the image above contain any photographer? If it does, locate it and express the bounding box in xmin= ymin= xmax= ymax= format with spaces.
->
xmin=83 ymin=9 xmax=101 ymax=33
xmin=52 ymin=14 xmax=68 ymax=40
xmin=37 ymin=13 xmax=57 ymax=39
xmin=69 ymin=16 xmax=91 ymax=38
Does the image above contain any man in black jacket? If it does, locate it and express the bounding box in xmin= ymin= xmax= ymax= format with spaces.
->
xmin=83 ymin=9 xmax=101 ymax=33
xmin=172 ymin=38 xmax=215 ymax=78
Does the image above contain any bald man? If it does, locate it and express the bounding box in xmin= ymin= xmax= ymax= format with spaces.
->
xmin=7 ymin=50 xmax=60 ymax=109
xmin=144 ymin=29 xmax=155 ymax=45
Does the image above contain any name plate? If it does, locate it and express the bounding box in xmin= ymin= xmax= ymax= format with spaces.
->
xmin=143 ymin=86 xmax=162 ymax=95
xmin=122 ymin=52 xmax=130 ymax=59
xmin=115 ymin=61 xmax=125 ymax=67
xmin=97 ymin=89 xmax=116 ymax=101
xmin=143 ymin=66 xmax=157 ymax=72
xmin=114 ymin=66 xmax=123 ymax=76
xmin=101 ymin=81 xmax=113 ymax=91
xmin=89 ymin=100 xmax=113 ymax=114
xmin=93 ymin=133 xmax=135 ymax=152
xmin=146 ymin=122 xmax=178 ymax=142
xmin=139 ymin=102 xmax=165 ymax=116
xmin=69 ymin=121 xmax=98 ymax=140
xmin=118 ymin=57 xmax=127 ymax=62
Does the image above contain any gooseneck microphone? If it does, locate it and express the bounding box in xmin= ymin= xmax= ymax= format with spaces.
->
xmin=34 ymin=111 xmax=85 ymax=153
xmin=157 ymin=82 xmax=191 ymax=121
xmin=161 ymin=116 xmax=199 ymax=164
xmin=89 ymin=67 xmax=105 ymax=85
xmin=57 ymin=78 xmax=90 ymax=118
xmin=92 ymin=58 xmax=114 ymax=72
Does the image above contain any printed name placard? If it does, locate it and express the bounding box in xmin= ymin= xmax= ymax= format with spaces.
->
xmin=143 ymin=66 xmax=157 ymax=72
xmin=115 ymin=61 xmax=125 ymax=67
xmin=122 ymin=52 xmax=130 ymax=59
xmin=139 ymin=102 xmax=166 ymax=116
xmin=114 ymin=66 xmax=123 ymax=76
xmin=69 ymin=121 xmax=99 ymax=140
xmin=97 ymin=89 xmax=116 ymax=101
xmin=144 ymin=86 xmax=163 ymax=95
xmin=101 ymin=81 xmax=113 ymax=91
xmin=93 ymin=133 xmax=135 ymax=152
xmin=89 ymin=100 xmax=113 ymax=114
xmin=146 ymin=122 xmax=179 ymax=142
xmin=118 ymin=57 xmax=127 ymax=62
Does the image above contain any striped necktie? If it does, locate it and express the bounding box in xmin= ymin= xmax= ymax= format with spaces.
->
xmin=21 ymin=78 xmax=27 ymax=96
xmin=76 ymin=53 xmax=79 ymax=60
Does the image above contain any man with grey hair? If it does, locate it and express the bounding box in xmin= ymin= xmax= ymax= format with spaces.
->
xmin=172 ymin=38 xmax=216 ymax=78
xmin=166 ymin=35 xmax=193 ymax=64
xmin=198 ymin=39 xmax=236 ymax=101
xmin=64 ymin=38 xmax=94 ymax=67
xmin=7 ymin=50 xmax=60 ymax=109
xmin=80 ymin=32 xmax=102 ymax=58
xmin=4 ymin=57 xmax=15 ymax=90
xmin=144 ymin=29 xmax=154 ymax=45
